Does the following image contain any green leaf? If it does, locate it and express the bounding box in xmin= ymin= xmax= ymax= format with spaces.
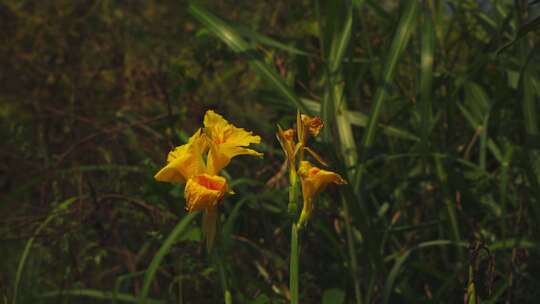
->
xmin=497 ymin=15 xmax=540 ymax=54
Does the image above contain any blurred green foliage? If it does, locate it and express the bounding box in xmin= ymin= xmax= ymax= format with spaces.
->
xmin=1 ymin=0 xmax=540 ymax=303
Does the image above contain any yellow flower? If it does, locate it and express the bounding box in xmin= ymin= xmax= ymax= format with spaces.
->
xmin=154 ymin=110 xmax=262 ymax=250
xmin=297 ymin=161 xmax=346 ymax=226
xmin=154 ymin=129 xmax=207 ymax=183
xmin=204 ymin=110 xmax=262 ymax=174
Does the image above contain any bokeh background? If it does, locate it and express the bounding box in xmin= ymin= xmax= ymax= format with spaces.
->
xmin=1 ymin=0 xmax=540 ymax=303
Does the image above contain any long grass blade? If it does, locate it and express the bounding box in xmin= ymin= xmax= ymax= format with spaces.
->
xmin=233 ymin=25 xmax=311 ymax=57
xmin=188 ymin=3 xmax=309 ymax=113
xmin=13 ymin=197 xmax=77 ymax=304
xmin=360 ymin=0 xmax=418 ymax=150
xmin=319 ymin=3 xmax=362 ymax=303
xmin=290 ymin=223 xmax=300 ymax=304
xmin=354 ymin=0 xmax=418 ymax=194
xmin=420 ymin=5 xmax=434 ymax=154
xmin=330 ymin=6 xmax=358 ymax=170
xmin=138 ymin=212 xmax=199 ymax=304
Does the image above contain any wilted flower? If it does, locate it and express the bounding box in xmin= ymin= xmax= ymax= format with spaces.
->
xmin=297 ymin=161 xmax=346 ymax=227
xmin=276 ymin=127 xmax=297 ymax=166
xmin=301 ymin=114 xmax=324 ymax=137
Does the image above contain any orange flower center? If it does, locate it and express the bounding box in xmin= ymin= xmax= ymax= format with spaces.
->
xmin=308 ymin=167 xmax=320 ymax=176
xmin=194 ymin=174 xmax=226 ymax=191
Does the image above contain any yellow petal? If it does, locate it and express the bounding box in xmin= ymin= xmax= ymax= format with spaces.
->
xmin=208 ymin=144 xmax=262 ymax=175
xmin=297 ymin=161 xmax=346 ymax=226
xmin=203 ymin=110 xmax=262 ymax=174
xmin=184 ymin=174 xmax=227 ymax=212
xmin=154 ymin=129 xmax=207 ymax=183
xmin=276 ymin=128 xmax=296 ymax=164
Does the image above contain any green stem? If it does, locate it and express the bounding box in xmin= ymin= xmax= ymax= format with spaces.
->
xmin=290 ymin=223 xmax=300 ymax=304
xmin=215 ymin=249 xmax=232 ymax=304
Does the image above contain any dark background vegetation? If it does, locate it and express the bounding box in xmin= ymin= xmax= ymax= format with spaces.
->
xmin=1 ymin=0 xmax=540 ymax=303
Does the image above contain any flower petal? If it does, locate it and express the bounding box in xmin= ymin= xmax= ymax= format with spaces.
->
xmin=184 ymin=174 xmax=227 ymax=212
xmin=207 ymin=144 xmax=262 ymax=175
xmin=297 ymin=161 xmax=346 ymax=226
xmin=154 ymin=129 xmax=207 ymax=183
xmin=203 ymin=110 xmax=262 ymax=174
xmin=277 ymin=127 xmax=296 ymax=165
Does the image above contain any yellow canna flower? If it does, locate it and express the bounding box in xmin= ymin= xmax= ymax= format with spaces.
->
xmin=297 ymin=161 xmax=346 ymax=226
xmin=155 ymin=110 xmax=262 ymax=250
xmin=154 ymin=129 xmax=207 ymax=183
xmin=204 ymin=110 xmax=263 ymax=175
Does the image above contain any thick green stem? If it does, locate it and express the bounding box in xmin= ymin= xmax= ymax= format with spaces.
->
xmin=290 ymin=223 xmax=300 ymax=304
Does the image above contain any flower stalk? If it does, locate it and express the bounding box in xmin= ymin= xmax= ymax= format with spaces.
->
xmin=290 ymin=223 xmax=300 ymax=304
xmin=287 ymin=167 xmax=299 ymax=217
xmin=277 ymin=111 xmax=346 ymax=303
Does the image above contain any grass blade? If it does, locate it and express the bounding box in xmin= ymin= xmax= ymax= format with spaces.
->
xmin=419 ymin=5 xmax=434 ymax=154
xmin=290 ymin=223 xmax=300 ymax=304
xmin=13 ymin=197 xmax=77 ymax=304
xmin=233 ymin=25 xmax=311 ymax=57
xmin=360 ymin=0 xmax=418 ymax=150
xmin=138 ymin=212 xmax=199 ymax=304
xmin=354 ymin=0 xmax=418 ymax=193
xmin=382 ymin=240 xmax=467 ymax=304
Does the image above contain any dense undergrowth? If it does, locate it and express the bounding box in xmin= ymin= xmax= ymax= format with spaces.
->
xmin=1 ymin=0 xmax=540 ymax=303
